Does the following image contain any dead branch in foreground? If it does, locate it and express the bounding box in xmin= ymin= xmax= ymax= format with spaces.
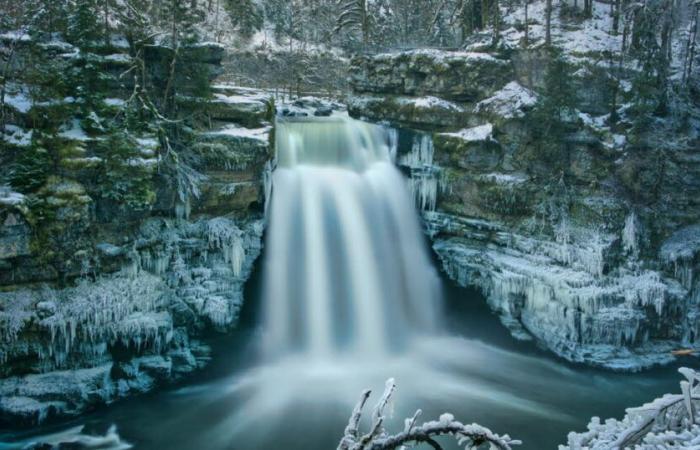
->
xmin=337 ymin=378 xmax=521 ymax=450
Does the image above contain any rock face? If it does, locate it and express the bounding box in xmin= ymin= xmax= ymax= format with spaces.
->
xmin=0 ymin=34 xmax=272 ymax=424
xmin=350 ymin=49 xmax=700 ymax=371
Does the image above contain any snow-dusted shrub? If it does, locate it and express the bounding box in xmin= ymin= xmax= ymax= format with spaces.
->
xmin=338 ymin=379 xmax=520 ymax=450
xmin=562 ymin=368 xmax=700 ymax=449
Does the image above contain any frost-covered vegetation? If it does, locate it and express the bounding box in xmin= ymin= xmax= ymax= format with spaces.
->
xmin=338 ymin=379 xmax=520 ymax=450
xmin=563 ymin=368 xmax=700 ymax=449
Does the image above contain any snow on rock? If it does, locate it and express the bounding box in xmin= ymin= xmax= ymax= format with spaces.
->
xmin=475 ymin=81 xmax=538 ymax=119
xmin=373 ymin=48 xmax=499 ymax=64
xmin=0 ymin=216 xmax=265 ymax=423
xmin=0 ymin=186 xmax=26 ymax=208
xmin=427 ymin=212 xmax=688 ymax=370
xmin=350 ymin=49 xmax=512 ymax=104
xmin=206 ymin=124 xmax=271 ymax=142
xmin=213 ymin=92 xmax=268 ymax=105
xmin=441 ymin=124 xmax=494 ymax=142
xmin=2 ymin=124 xmax=32 ymax=147
xmin=399 ymin=96 xmax=465 ymax=112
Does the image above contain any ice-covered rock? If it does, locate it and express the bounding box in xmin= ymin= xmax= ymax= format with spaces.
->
xmin=428 ymin=212 xmax=689 ymax=370
xmin=0 ymin=216 xmax=264 ymax=424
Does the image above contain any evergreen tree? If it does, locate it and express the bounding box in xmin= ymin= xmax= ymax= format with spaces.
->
xmin=67 ymin=0 xmax=104 ymax=46
xmin=628 ymin=0 xmax=673 ymax=133
xmin=528 ymin=48 xmax=577 ymax=169
xmin=226 ymin=0 xmax=263 ymax=38
xmin=66 ymin=0 xmax=108 ymax=110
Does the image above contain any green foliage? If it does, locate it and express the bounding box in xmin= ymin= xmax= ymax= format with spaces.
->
xmin=226 ymin=0 xmax=264 ymax=38
xmin=526 ymin=48 xmax=577 ymax=169
xmin=98 ymin=132 xmax=156 ymax=209
xmin=8 ymin=146 xmax=51 ymax=193
xmin=628 ymin=1 xmax=672 ymax=134
xmin=67 ymin=0 xmax=104 ymax=46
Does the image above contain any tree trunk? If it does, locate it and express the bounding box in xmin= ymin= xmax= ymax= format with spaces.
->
xmin=491 ymin=0 xmax=500 ymax=46
xmin=524 ymin=0 xmax=529 ymax=46
xmin=545 ymin=0 xmax=552 ymax=46
xmin=685 ymin=6 xmax=699 ymax=83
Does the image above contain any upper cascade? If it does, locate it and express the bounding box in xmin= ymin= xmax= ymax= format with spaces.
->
xmin=275 ymin=116 xmax=392 ymax=171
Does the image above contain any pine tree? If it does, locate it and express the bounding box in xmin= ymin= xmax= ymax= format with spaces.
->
xmin=67 ymin=0 xmax=103 ymax=47
xmin=226 ymin=0 xmax=263 ymax=38
xmin=528 ymin=48 xmax=577 ymax=169
xmin=66 ymin=0 xmax=108 ymax=110
xmin=628 ymin=0 xmax=673 ymax=133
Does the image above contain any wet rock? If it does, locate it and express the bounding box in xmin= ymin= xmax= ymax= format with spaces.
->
xmin=314 ymin=106 xmax=334 ymax=117
xmin=36 ymin=301 xmax=57 ymax=319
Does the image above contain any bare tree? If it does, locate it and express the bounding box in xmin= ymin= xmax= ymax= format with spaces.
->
xmin=338 ymin=379 xmax=520 ymax=450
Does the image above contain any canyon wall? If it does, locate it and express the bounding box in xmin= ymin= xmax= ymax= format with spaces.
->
xmin=349 ymin=47 xmax=700 ymax=370
xmin=0 ymin=34 xmax=271 ymax=424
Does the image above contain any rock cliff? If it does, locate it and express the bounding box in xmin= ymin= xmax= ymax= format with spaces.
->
xmin=349 ymin=28 xmax=700 ymax=370
xmin=0 ymin=33 xmax=272 ymax=424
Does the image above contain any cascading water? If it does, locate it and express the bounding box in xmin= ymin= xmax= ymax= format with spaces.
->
xmin=263 ymin=116 xmax=442 ymax=360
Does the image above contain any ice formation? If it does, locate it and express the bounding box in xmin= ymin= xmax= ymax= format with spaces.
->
xmin=0 ymin=216 xmax=263 ymax=403
xmin=399 ymin=133 xmax=445 ymax=212
xmin=427 ymin=211 xmax=689 ymax=369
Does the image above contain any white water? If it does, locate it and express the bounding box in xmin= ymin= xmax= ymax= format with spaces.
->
xmin=263 ymin=117 xmax=442 ymax=360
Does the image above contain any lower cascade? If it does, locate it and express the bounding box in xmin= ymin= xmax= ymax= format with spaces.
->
xmin=263 ymin=116 xmax=442 ymax=359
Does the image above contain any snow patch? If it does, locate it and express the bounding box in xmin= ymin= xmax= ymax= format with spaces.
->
xmin=441 ymin=124 xmax=494 ymax=142
xmin=475 ymin=81 xmax=538 ymax=119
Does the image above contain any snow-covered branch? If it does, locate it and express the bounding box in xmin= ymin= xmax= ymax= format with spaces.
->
xmin=564 ymin=368 xmax=700 ymax=449
xmin=338 ymin=378 xmax=520 ymax=450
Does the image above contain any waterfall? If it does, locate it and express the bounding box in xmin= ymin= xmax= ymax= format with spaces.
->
xmin=262 ymin=116 xmax=442 ymax=360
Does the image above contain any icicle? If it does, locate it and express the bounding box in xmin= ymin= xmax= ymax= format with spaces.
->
xmin=622 ymin=212 xmax=640 ymax=258
xmin=263 ymin=160 xmax=273 ymax=218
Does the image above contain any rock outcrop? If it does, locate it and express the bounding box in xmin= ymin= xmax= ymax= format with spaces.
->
xmin=0 ymin=33 xmax=272 ymax=424
xmin=350 ymin=45 xmax=700 ymax=371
